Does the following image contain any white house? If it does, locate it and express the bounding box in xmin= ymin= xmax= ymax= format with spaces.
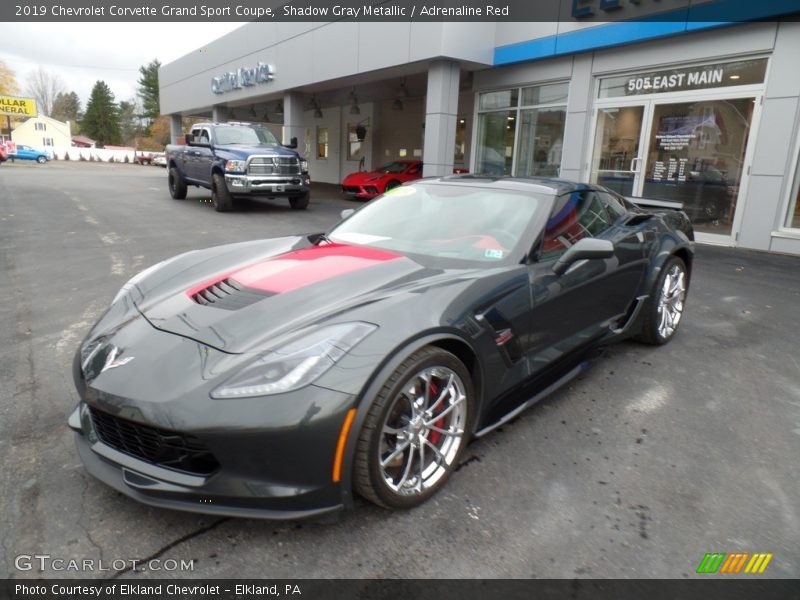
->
xmin=12 ymin=115 xmax=72 ymax=150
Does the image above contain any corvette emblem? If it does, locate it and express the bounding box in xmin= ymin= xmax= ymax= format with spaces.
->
xmin=101 ymin=346 xmax=135 ymax=373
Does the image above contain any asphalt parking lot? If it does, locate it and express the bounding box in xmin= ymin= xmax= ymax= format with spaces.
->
xmin=1 ymin=161 xmax=798 ymax=579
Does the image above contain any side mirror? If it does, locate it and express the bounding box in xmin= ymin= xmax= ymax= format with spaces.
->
xmin=284 ymin=136 xmax=298 ymax=149
xmin=185 ymin=133 xmax=194 ymax=144
xmin=552 ymin=238 xmax=614 ymax=276
xmin=340 ymin=208 xmax=355 ymax=220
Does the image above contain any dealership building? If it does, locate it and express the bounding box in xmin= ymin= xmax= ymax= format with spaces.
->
xmin=160 ymin=7 xmax=800 ymax=254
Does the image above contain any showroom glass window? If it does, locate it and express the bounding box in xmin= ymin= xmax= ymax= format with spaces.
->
xmin=316 ymin=127 xmax=328 ymax=159
xmin=475 ymin=82 xmax=568 ymax=176
xmin=788 ymin=153 xmax=800 ymax=229
xmin=591 ymin=58 xmax=767 ymax=239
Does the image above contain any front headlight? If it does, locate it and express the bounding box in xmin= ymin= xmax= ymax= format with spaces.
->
xmin=211 ymin=322 xmax=376 ymax=398
xmin=300 ymin=159 xmax=309 ymax=172
xmin=225 ymin=159 xmax=247 ymax=172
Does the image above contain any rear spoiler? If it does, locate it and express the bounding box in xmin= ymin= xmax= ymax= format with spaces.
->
xmin=625 ymin=197 xmax=684 ymax=211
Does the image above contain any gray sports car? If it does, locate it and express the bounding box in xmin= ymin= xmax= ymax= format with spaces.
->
xmin=70 ymin=176 xmax=694 ymax=519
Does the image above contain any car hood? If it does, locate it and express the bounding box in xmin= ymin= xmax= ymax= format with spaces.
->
xmin=214 ymin=145 xmax=300 ymax=160
xmin=135 ymin=238 xmax=452 ymax=354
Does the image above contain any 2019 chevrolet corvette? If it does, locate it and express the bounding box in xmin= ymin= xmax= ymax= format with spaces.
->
xmin=341 ymin=160 xmax=424 ymax=199
xmin=70 ymin=176 xmax=693 ymax=519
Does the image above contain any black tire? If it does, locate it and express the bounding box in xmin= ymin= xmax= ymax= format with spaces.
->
xmin=211 ymin=172 xmax=233 ymax=212
xmin=36 ymin=155 xmax=47 ymax=164
xmin=635 ymin=256 xmax=688 ymax=345
xmin=354 ymin=346 xmax=474 ymax=509
xmin=168 ymin=167 xmax=187 ymax=199
xmin=289 ymin=192 xmax=309 ymax=210
xmin=384 ymin=180 xmax=401 ymax=192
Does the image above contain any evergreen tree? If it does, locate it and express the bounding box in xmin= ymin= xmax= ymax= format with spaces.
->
xmin=81 ymin=81 xmax=121 ymax=147
xmin=118 ymin=99 xmax=144 ymax=146
xmin=52 ymin=91 xmax=82 ymax=129
xmin=137 ymin=59 xmax=161 ymax=124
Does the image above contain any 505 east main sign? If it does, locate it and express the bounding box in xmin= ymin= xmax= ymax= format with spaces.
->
xmin=212 ymin=63 xmax=275 ymax=95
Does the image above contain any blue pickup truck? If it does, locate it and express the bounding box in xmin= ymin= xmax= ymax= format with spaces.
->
xmin=165 ymin=122 xmax=310 ymax=212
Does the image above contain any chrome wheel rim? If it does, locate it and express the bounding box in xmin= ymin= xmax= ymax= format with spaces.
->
xmin=379 ymin=366 xmax=467 ymax=496
xmin=657 ymin=263 xmax=686 ymax=339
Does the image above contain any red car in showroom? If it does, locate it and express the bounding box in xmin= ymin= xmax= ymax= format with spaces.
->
xmin=341 ymin=160 xmax=424 ymax=200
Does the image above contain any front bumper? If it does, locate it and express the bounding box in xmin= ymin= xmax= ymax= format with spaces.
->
xmin=341 ymin=184 xmax=379 ymax=200
xmin=225 ymin=173 xmax=310 ymax=196
xmin=70 ymin=405 xmax=342 ymax=520
xmin=69 ymin=392 xmax=349 ymax=519
xmin=70 ymin=319 xmax=355 ymax=519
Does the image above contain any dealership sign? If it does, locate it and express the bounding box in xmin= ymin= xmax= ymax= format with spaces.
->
xmin=0 ymin=95 xmax=37 ymax=117
xmin=212 ymin=63 xmax=274 ymax=94
xmin=599 ymin=58 xmax=767 ymax=99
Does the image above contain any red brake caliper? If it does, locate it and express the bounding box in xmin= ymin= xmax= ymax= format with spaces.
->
xmin=427 ymin=380 xmax=444 ymax=446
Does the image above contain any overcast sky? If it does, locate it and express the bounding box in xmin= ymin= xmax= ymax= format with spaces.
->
xmin=0 ymin=23 xmax=244 ymax=107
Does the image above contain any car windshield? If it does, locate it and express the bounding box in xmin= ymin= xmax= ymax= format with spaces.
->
xmin=376 ymin=162 xmax=413 ymax=173
xmin=329 ymin=182 xmax=549 ymax=265
xmin=214 ymin=126 xmax=279 ymax=146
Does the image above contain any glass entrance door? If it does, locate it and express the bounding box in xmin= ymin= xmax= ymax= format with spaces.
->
xmin=641 ymin=98 xmax=755 ymax=236
xmin=590 ymin=105 xmax=646 ymax=196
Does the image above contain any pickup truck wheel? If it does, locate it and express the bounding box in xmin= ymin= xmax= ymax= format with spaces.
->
xmin=289 ymin=192 xmax=309 ymax=210
xmin=168 ymin=167 xmax=187 ymax=199
xmin=211 ymin=172 xmax=233 ymax=212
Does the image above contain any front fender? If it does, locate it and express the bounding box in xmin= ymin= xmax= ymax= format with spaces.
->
xmin=335 ymin=330 xmax=482 ymax=510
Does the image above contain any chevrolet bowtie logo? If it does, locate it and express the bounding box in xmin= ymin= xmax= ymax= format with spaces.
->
xmin=696 ymin=552 xmax=773 ymax=574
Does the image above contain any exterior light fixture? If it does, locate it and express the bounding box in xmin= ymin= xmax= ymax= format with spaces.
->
xmin=392 ymin=78 xmax=408 ymax=110
xmin=307 ymin=94 xmax=323 ymax=118
xmin=348 ymin=88 xmax=360 ymax=115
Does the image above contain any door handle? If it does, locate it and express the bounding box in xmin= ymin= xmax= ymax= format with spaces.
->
xmin=629 ymin=157 xmax=642 ymax=173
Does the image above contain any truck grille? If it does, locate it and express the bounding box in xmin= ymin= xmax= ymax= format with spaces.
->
xmin=89 ymin=407 xmax=219 ymax=475
xmin=248 ymin=156 xmax=300 ymax=175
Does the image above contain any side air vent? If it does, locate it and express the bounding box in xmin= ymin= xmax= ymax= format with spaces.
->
xmin=191 ymin=278 xmax=271 ymax=310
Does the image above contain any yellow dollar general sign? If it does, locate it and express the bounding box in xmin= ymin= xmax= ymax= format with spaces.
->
xmin=696 ymin=552 xmax=773 ymax=574
xmin=0 ymin=96 xmax=38 ymax=117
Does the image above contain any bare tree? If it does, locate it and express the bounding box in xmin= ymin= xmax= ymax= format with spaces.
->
xmin=25 ymin=67 xmax=66 ymax=117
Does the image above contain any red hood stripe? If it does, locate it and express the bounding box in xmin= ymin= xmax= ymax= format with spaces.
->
xmin=187 ymin=243 xmax=402 ymax=298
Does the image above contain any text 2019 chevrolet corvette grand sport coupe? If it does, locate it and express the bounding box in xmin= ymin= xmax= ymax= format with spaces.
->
xmin=70 ymin=176 xmax=693 ymax=519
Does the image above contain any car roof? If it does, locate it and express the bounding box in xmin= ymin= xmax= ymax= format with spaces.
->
xmin=193 ymin=122 xmax=261 ymax=128
xmin=420 ymin=174 xmax=595 ymax=195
